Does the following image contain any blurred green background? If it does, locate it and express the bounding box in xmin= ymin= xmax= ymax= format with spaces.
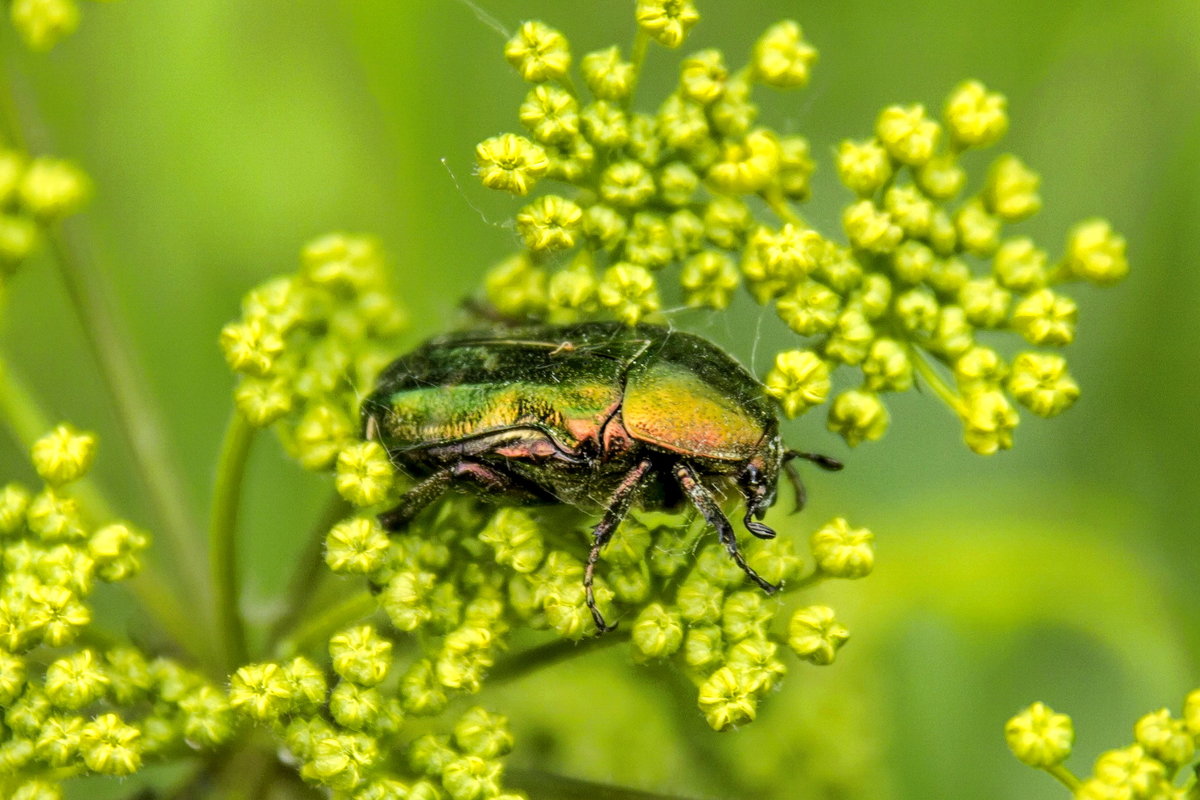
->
xmin=2 ymin=0 xmax=1198 ymax=798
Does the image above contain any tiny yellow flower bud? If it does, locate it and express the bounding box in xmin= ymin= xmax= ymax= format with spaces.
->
xmin=825 ymin=307 xmax=876 ymax=365
xmin=44 ymin=649 xmax=108 ymax=710
xmin=292 ymin=402 xmax=355 ymax=471
xmin=0 ymin=483 xmax=31 ymax=535
xmin=985 ymin=154 xmax=1041 ymax=222
xmin=1092 ymin=745 xmax=1167 ymax=798
xmin=776 ymin=280 xmax=840 ymax=336
xmin=581 ymin=46 xmax=634 ymax=101
xmin=955 ymin=345 xmax=1008 ymax=390
xmin=79 ymin=713 xmax=141 ymax=775
xmin=811 ymin=518 xmax=875 ymax=578
xmin=1134 ymin=708 xmax=1195 ymax=767
xmin=657 ymin=94 xmax=709 ymax=150
xmin=683 ymin=625 xmax=723 ymax=669
xmin=10 ymin=0 xmax=79 ymax=52
xmin=1011 ymin=289 xmax=1077 ymax=346
xmin=836 ymin=139 xmax=892 ymax=197
xmin=30 ymin=424 xmax=95 ymax=486
xmin=862 ymin=338 xmax=913 ymax=393
xmin=636 ymin=0 xmax=700 ymax=48
xmin=756 ymin=223 xmax=823 ymax=283
xmin=18 ymin=157 xmax=89 ymax=220
xmin=658 ymin=161 xmax=700 ymax=207
xmin=301 ymin=233 xmax=383 ymax=290
xmin=543 ymin=135 xmax=595 ymax=184
xmin=518 ymin=84 xmax=579 ymax=144
xmin=955 ymin=198 xmax=1002 ymax=256
xmin=516 ymin=194 xmax=583 ymax=253
xmin=479 ymin=507 xmax=545 ymax=573
xmin=548 ymin=257 xmax=598 ymax=316
xmin=325 ymin=517 xmax=390 ymax=574
xmin=625 ymin=212 xmax=675 ymax=269
xmin=1005 ymin=702 xmax=1073 ymax=767
xmin=928 ymin=257 xmax=971 ymax=297
xmin=330 ymin=625 xmax=393 ymax=687
xmin=454 ymin=707 xmax=514 ymax=759
xmin=931 ymin=306 xmax=975 ymax=358
xmin=818 ymin=245 xmax=864 ymax=292
xmin=893 ymin=287 xmax=939 ymax=338
xmin=0 ymin=151 xmax=25 ymax=202
xmin=959 ymin=277 xmax=1011 ymax=328
xmin=703 ymin=196 xmax=753 ymax=249
xmin=581 ymin=205 xmax=628 ymax=251
xmin=26 ymin=488 xmax=86 ymax=542
xmin=600 ymin=160 xmax=655 ymax=208
xmin=680 ymin=249 xmax=739 ymax=309
xmin=1066 ymin=218 xmax=1129 ymax=285
xmin=708 ymin=74 xmax=757 ymax=138
xmin=707 ymin=129 xmax=780 ymax=194
xmin=597 ymin=262 xmax=660 ymax=324
xmin=753 ymin=20 xmax=818 ymax=88
xmin=233 ymin=375 xmax=293 ymax=427
xmin=788 ymin=605 xmax=849 ymax=665
xmin=0 ymin=214 xmax=39 ymax=266
xmin=475 ymin=133 xmax=549 ymax=196
xmin=765 ymin=350 xmax=830 ymax=418
xmin=698 ymin=666 xmax=758 ymax=731
xmin=885 ymin=186 xmax=934 ymax=238
xmin=915 ymin=155 xmax=966 ymax=201
xmin=876 ymin=104 xmax=940 ymax=167
xmin=581 ymin=100 xmax=631 ymax=148
xmin=12 ymin=779 xmax=61 ymax=800
xmin=29 ymin=584 xmax=90 ymax=646
xmin=992 ymin=237 xmax=1048 ymax=292
xmin=843 ymin=200 xmax=902 ymax=254
xmin=630 ymin=603 xmax=684 ymax=662
xmin=856 ymin=275 xmax=892 ymax=319
xmin=726 ymin=636 xmax=787 ymax=693
xmin=927 ymin=209 xmax=958 ymax=256
xmin=963 ymin=390 xmax=1018 ymax=455
xmin=891 ymin=240 xmax=936 ymax=284
xmin=504 ymin=21 xmax=570 ymax=82
xmin=777 ymin=135 xmax=814 ymax=200
xmin=680 ymin=49 xmax=727 ymax=104
xmin=944 ymin=80 xmax=1008 ymax=149
xmin=219 ymin=318 xmax=284 ymax=377
xmin=828 ymin=390 xmax=889 ymax=446
xmin=1183 ymin=688 xmax=1200 ymax=735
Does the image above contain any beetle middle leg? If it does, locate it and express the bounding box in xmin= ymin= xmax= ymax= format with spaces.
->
xmin=377 ymin=460 xmax=515 ymax=531
xmin=675 ymin=462 xmax=777 ymax=594
xmin=584 ymin=458 xmax=654 ymax=633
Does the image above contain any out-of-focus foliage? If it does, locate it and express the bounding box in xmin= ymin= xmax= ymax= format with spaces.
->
xmin=0 ymin=1 xmax=1196 ymax=799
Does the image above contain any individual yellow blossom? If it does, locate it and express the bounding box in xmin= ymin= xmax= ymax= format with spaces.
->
xmin=680 ymin=250 xmax=739 ymax=309
xmin=776 ymin=135 xmax=814 ymax=199
xmin=233 ymin=376 xmax=293 ymax=427
xmin=959 ymin=277 xmax=1011 ymax=328
xmin=835 ymin=139 xmax=892 ymax=197
xmin=17 ymin=157 xmax=89 ymax=220
xmin=219 ymin=318 xmax=284 ymax=377
xmin=597 ymin=263 xmax=660 ymax=324
xmin=581 ymin=46 xmax=634 ymax=101
xmin=1005 ymin=702 xmax=1073 ymax=768
xmin=484 ymin=252 xmax=547 ymax=318
xmin=518 ymin=84 xmax=579 ymax=144
xmin=504 ymin=21 xmax=570 ymax=82
xmin=916 ymin=155 xmax=967 ymax=200
xmin=955 ymin=198 xmax=1002 ymax=256
xmin=862 ymin=338 xmax=913 ymax=392
xmin=828 ymin=390 xmax=889 ymax=446
xmin=1065 ymin=218 xmax=1129 ymax=285
xmin=843 ymin=200 xmax=902 ymax=253
xmin=1134 ymin=708 xmax=1195 ymax=767
xmin=811 ymin=518 xmax=875 ymax=578
xmin=944 ymin=80 xmax=1008 ymax=148
xmin=79 ymin=713 xmax=141 ymax=775
xmin=582 ymin=100 xmax=631 ymax=148
xmin=697 ymin=666 xmax=758 ymax=731
xmin=753 ymin=20 xmax=817 ymax=88
xmin=548 ymin=258 xmax=599 ymax=316
xmin=893 ymin=288 xmax=939 ymax=337
xmin=31 ymin=424 xmax=96 ymax=486
xmin=600 ymin=160 xmax=655 ymax=207
xmin=962 ymin=390 xmax=1018 ymax=455
xmin=776 ymin=280 xmax=840 ymax=336
xmin=636 ymin=0 xmax=700 ymax=48
xmin=1011 ymin=288 xmax=1077 ymax=346
xmin=824 ymin=306 xmax=876 ymax=364
xmin=876 ymin=104 xmax=940 ymax=166
xmin=707 ymin=129 xmax=780 ymax=194
xmin=475 ymin=134 xmax=549 ymax=196
xmin=1092 ymin=745 xmax=1167 ymax=797
xmin=680 ymin=49 xmax=727 ymax=104
xmin=787 ymin=605 xmax=849 ymax=665
xmin=10 ymin=0 xmax=79 ymax=51
xmin=764 ymin=350 xmax=830 ymax=418
xmin=985 ymin=154 xmax=1041 ymax=222
xmin=325 ymin=517 xmax=390 ymax=574
xmin=625 ymin=212 xmax=675 ymax=268
xmin=891 ymin=240 xmax=935 ymax=284
xmin=885 ymin=186 xmax=934 ymax=238
xmin=955 ymin=346 xmax=1008 ymax=391
xmin=992 ymin=237 xmax=1048 ymax=291
xmin=516 ymin=195 xmax=582 ymax=253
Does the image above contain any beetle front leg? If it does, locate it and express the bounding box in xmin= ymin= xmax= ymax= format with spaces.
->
xmin=675 ymin=462 xmax=778 ymax=594
xmin=377 ymin=461 xmax=513 ymax=531
xmin=585 ymin=458 xmax=654 ymax=634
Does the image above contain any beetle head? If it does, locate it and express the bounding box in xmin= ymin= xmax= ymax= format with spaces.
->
xmin=738 ymin=434 xmax=784 ymax=540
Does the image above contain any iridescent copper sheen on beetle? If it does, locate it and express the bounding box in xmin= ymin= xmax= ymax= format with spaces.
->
xmin=362 ymin=322 xmax=838 ymax=631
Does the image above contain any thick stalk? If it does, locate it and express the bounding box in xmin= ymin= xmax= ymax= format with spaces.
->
xmin=506 ymin=768 xmax=703 ymax=800
xmin=275 ymin=589 xmax=377 ymax=658
xmin=909 ymin=345 xmax=967 ymax=417
xmin=489 ymin=630 xmax=630 ymax=687
xmin=209 ymin=410 xmax=255 ymax=672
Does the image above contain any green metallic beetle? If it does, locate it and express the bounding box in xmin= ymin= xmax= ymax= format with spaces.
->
xmin=361 ymin=322 xmax=839 ymax=631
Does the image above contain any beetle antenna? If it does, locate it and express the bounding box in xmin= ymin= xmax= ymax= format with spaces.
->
xmin=784 ymin=450 xmax=844 ymax=471
xmin=781 ymin=450 xmax=843 ymax=514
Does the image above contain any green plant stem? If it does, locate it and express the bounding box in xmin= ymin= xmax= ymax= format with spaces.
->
xmin=1045 ymin=764 xmax=1081 ymax=792
xmin=275 ymin=589 xmax=377 ymax=658
xmin=506 ymin=768 xmax=703 ymax=800
xmin=489 ymin=629 xmax=631 ymax=686
xmin=265 ymin=491 xmax=351 ymax=650
xmin=909 ymin=345 xmax=967 ymax=417
xmin=626 ymin=29 xmax=651 ymax=108
xmin=0 ymin=351 xmax=204 ymax=662
xmin=210 ymin=409 xmax=255 ymax=672
xmin=1 ymin=54 xmax=212 ymax=630
xmin=47 ymin=226 xmax=212 ymax=611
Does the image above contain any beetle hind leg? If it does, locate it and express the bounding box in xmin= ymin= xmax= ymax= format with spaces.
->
xmin=377 ymin=460 xmax=515 ymax=531
xmin=675 ymin=462 xmax=777 ymax=595
xmin=584 ymin=458 xmax=654 ymax=634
